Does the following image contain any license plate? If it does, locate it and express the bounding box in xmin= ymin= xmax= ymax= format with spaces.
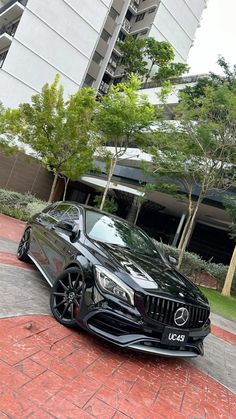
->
xmin=161 ymin=327 xmax=189 ymax=346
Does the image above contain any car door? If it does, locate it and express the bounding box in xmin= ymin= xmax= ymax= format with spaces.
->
xmin=39 ymin=203 xmax=81 ymax=284
xmin=29 ymin=204 xmax=58 ymax=279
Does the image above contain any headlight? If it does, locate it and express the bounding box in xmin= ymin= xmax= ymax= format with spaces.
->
xmin=94 ymin=265 xmax=134 ymax=305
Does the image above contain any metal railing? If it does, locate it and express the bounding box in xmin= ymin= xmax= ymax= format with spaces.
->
xmin=0 ymin=0 xmax=27 ymax=15
xmin=0 ymin=50 xmax=8 ymax=67
xmin=0 ymin=20 xmax=19 ymax=36
xmin=122 ymin=18 xmax=131 ymax=33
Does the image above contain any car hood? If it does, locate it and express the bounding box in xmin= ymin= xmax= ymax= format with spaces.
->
xmin=91 ymin=241 xmax=208 ymax=305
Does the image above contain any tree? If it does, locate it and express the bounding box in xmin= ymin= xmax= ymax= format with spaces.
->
xmin=117 ymin=36 xmax=188 ymax=82
xmin=222 ymin=196 xmax=236 ymax=297
xmin=4 ymin=75 xmax=98 ymax=202
xmin=95 ymin=74 xmax=157 ymax=211
xmin=0 ymin=102 xmax=18 ymax=155
xmin=181 ymin=56 xmax=236 ymax=109
xmin=118 ymin=35 xmax=147 ymax=78
xmin=142 ymin=82 xmax=236 ymax=268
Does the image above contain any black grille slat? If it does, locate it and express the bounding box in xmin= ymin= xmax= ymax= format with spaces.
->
xmin=145 ymin=296 xmax=209 ymax=329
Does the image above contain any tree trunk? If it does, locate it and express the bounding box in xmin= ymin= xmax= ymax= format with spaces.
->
xmin=126 ymin=196 xmax=139 ymax=223
xmin=100 ymin=158 xmax=117 ymax=211
xmin=134 ymin=200 xmax=141 ymax=225
xmin=221 ymin=245 xmax=236 ymax=297
xmin=62 ymin=177 xmax=70 ymax=201
xmin=177 ymin=197 xmax=202 ymax=269
xmin=48 ymin=172 xmax=59 ymax=203
xmin=178 ymin=214 xmax=192 ymax=251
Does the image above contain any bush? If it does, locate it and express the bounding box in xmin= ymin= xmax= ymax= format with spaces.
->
xmin=0 ymin=189 xmax=47 ymax=221
xmin=154 ymin=240 xmax=236 ymax=295
xmin=93 ymin=194 xmax=118 ymax=214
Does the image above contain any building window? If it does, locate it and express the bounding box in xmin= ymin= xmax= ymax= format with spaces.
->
xmin=109 ymin=6 xmax=119 ymax=20
xmin=101 ymin=29 xmax=110 ymax=42
xmin=135 ymin=13 xmax=145 ymax=22
xmin=117 ymin=30 xmax=126 ymax=43
xmin=148 ymin=7 xmax=156 ymax=14
xmin=92 ymin=51 xmax=103 ymax=65
xmin=83 ymin=74 xmax=94 ymax=87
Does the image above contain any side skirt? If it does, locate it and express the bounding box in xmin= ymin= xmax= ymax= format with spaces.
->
xmin=28 ymin=253 xmax=53 ymax=287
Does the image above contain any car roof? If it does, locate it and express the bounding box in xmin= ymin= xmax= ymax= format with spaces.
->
xmin=51 ymin=201 xmax=135 ymax=226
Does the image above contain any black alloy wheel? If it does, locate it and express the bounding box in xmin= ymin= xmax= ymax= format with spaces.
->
xmin=50 ymin=267 xmax=83 ymax=327
xmin=17 ymin=228 xmax=31 ymax=262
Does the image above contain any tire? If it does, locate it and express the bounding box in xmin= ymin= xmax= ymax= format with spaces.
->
xmin=17 ymin=228 xmax=31 ymax=262
xmin=50 ymin=267 xmax=83 ymax=328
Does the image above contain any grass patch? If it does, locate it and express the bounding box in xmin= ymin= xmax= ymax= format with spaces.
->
xmin=200 ymin=287 xmax=236 ymax=321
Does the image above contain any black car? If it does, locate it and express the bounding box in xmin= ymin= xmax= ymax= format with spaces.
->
xmin=17 ymin=201 xmax=210 ymax=357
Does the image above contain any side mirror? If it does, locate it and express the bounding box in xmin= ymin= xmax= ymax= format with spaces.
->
xmin=56 ymin=220 xmax=75 ymax=232
xmin=168 ymin=255 xmax=178 ymax=266
xmin=56 ymin=220 xmax=80 ymax=241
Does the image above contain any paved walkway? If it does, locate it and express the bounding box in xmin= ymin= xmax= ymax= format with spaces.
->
xmin=0 ymin=214 xmax=236 ymax=418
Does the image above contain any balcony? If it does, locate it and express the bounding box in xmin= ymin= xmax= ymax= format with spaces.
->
xmin=105 ymin=64 xmax=115 ymax=77
xmin=99 ymin=81 xmax=110 ymax=94
xmin=0 ymin=19 xmax=19 ymax=51
xmin=0 ymin=0 xmax=26 ymax=27
xmin=108 ymin=57 xmax=118 ymax=69
xmin=121 ymin=18 xmax=131 ymax=33
xmin=129 ymin=0 xmax=140 ymax=14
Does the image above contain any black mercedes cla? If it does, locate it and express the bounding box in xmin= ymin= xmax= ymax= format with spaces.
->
xmin=17 ymin=201 xmax=210 ymax=357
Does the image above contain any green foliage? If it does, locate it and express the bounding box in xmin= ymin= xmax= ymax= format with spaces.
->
xmin=117 ymin=36 xmax=188 ymax=83
xmin=154 ymin=62 xmax=189 ymax=82
xmin=223 ymin=196 xmax=236 ymax=241
xmin=93 ymin=194 xmax=118 ymax=214
xmin=154 ymin=240 xmax=236 ymax=295
xmin=96 ymin=74 xmax=157 ymax=209
xmin=96 ymin=74 xmax=156 ymax=146
xmin=200 ymin=287 xmax=236 ymax=321
xmin=0 ymin=102 xmax=19 ymax=155
xmin=181 ymin=56 xmax=236 ymax=109
xmin=3 ymin=75 xmax=98 ymax=201
xmin=118 ymin=35 xmax=147 ymax=77
xmin=0 ymin=189 xmax=46 ymax=220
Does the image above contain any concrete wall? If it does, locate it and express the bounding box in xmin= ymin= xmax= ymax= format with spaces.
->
xmin=149 ymin=0 xmax=206 ymax=62
xmin=0 ymin=0 xmax=112 ymax=107
xmin=0 ymin=151 xmax=53 ymax=200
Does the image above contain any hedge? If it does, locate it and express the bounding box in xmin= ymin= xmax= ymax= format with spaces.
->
xmin=0 ymin=189 xmax=46 ymax=221
xmin=155 ymin=241 xmax=236 ymax=295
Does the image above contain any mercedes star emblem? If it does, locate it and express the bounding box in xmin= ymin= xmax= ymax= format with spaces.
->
xmin=174 ymin=307 xmax=189 ymax=326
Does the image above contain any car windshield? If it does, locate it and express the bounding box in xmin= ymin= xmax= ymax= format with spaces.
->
xmin=85 ymin=210 xmax=161 ymax=258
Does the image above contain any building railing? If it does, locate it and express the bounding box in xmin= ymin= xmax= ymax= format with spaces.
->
xmin=99 ymin=81 xmax=110 ymax=94
xmin=0 ymin=0 xmax=27 ymax=15
xmin=105 ymin=65 xmax=115 ymax=77
xmin=0 ymin=50 xmax=8 ymax=67
xmin=122 ymin=18 xmax=131 ymax=33
xmin=0 ymin=20 xmax=19 ymax=36
xmin=140 ymin=74 xmax=209 ymax=90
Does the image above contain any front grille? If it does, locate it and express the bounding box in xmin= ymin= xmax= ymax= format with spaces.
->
xmin=145 ymin=296 xmax=210 ymax=329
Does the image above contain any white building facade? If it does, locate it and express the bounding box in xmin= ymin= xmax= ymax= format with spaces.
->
xmin=0 ymin=0 xmax=112 ymax=106
xmin=0 ymin=0 xmax=207 ymax=107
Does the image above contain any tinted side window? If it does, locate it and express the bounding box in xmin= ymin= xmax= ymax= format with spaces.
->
xmin=66 ymin=206 xmax=80 ymax=221
xmin=49 ymin=204 xmax=80 ymax=222
xmin=49 ymin=204 xmax=73 ymax=221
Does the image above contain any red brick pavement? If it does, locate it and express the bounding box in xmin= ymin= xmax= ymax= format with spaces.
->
xmin=211 ymin=324 xmax=236 ymax=347
xmin=0 ymin=251 xmax=35 ymax=270
xmin=0 ymin=314 xmax=235 ymax=419
xmin=0 ymin=213 xmax=25 ymax=242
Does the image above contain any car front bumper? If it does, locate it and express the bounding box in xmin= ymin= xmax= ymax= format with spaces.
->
xmin=77 ymin=292 xmax=210 ymax=357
